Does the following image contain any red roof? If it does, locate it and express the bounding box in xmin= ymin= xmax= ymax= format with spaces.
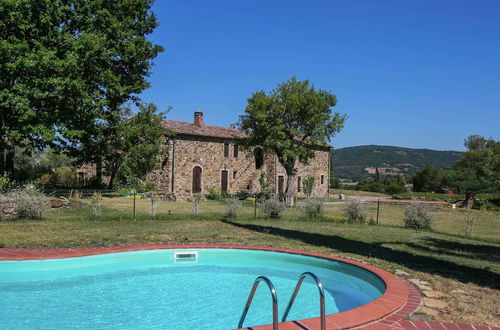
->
xmin=162 ymin=119 xmax=332 ymax=148
xmin=162 ymin=120 xmax=245 ymax=139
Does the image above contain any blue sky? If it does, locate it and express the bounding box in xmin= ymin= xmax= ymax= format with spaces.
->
xmin=139 ymin=0 xmax=500 ymax=151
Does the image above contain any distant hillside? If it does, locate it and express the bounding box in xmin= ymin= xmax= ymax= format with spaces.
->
xmin=331 ymin=145 xmax=462 ymax=181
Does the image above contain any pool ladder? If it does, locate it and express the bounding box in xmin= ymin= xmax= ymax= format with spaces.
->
xmin=237 ymin=272 xmax=326 ymax=330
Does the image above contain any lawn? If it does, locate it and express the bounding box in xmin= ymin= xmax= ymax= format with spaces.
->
xmin=0 ymin=197 xmax=499 ymax=326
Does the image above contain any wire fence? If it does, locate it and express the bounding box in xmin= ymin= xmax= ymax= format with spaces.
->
xmin=48 ymin=191 xmax=500 ymax=241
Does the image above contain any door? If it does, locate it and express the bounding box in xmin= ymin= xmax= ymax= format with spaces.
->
xmin=221 ymin=170 xmax=228 ymax=192
xmin=278 ymin=175 xmax=284 ymax=195
xmin=192 ymin=166 xmax=202 ymax=193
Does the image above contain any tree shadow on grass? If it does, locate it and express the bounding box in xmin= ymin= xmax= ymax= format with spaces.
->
xmin=221 ymin=220 xmax=499 ymax=289
xmin=398 ymin=237 xmax=500 ymax=264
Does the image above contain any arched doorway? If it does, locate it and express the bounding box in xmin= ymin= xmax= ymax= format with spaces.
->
xmin=192 ymin=166 xmax=202 ymax=193
xmin=254 ymin=148 xmax=264 ymax=169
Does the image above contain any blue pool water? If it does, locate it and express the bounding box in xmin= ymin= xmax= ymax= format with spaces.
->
xmin=0 ymin=249 xmax=385 ymax=329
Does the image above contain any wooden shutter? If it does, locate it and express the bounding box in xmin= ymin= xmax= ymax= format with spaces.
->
xmin=192 ymin=166 xmax=202 ymax=193
xmin=224 ymin=143 xmax=229 ymax=157
xmin=221 ymin=170 xmax=228 ymax=192
xmin=233 ymin=144 xmax=238 ymax=158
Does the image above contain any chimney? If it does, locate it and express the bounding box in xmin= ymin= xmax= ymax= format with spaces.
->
xmin=194 ymin=109 xmax=204 ymax=127
xmin=229 ymin=124 xmax=235 ymax=129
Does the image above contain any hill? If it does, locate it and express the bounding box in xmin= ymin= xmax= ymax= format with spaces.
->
xmin=331 ymin=145 xmax=462 ymax=181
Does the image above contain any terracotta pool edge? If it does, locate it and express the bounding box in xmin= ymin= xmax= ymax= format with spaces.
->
xmin=0 ymin=243 xmax=414 ymax=329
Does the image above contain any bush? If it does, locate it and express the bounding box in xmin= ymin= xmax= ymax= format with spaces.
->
xmin=35 ymin=173 xmax=52 ymax=185
xmin=385 ymin=183 xmax=404 ymax=195
xmin=344 ymin=199 xmax=366 ymax=223
xmin=260 ymin=197 xmax=284 ymax=218
xmin=205 ymin=187 xmax=229 ymax=201
xmin=226 ymin=197 xmax=242 ymax=217
xmin=234 ymin=191 xmax=252 ymax=200
xmin=10 ymin=185 xmax=49 ymax=219
xmin=403 ymin=203 xmax=433 ymax=230
xmin=0 ymin=173 xmax=11 ymax=193
xmin=90 ymin=192 xmax=103 ymax=216
xmin=301 ymin=198 xmax=323 ymax=218
xmin=53 ymin=167 xmax=77 ymax=186
xmin=135 ymin=181 xmax=156 ymax=193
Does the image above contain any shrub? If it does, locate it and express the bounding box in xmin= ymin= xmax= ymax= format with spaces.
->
xmin=90 ymin=192 xmax=103 ymax=216
xmin=260 ymin=197 xmax=284 ymax=218
xmin=205 ymin=187 xmax=229 ymax=201
xmin=385 ymin=183 xmax=404 ymax=195
xmin=301 ymin=198 xmax=323 ymax=218
xmin=0 ymin=173 xmax=11 ymax=193
xmin=403 ymin=203 xmax=433 ymax=230
xmin=53 ymin=166 xmax=77 ymax=186
xmin=303 ymin=176 xmax=315 ymax=197
xmin=136 ymin=181 xmax=156 ymax=193
xmin=35 ymin=173 xmax=52 ymax=185
xmin=226 ymin=197 xmax=242 ymax=217
xmin=10 ymin=185 xmax=49 ymax=219
xmin=344 ymin=199 xmax=366 ymax=223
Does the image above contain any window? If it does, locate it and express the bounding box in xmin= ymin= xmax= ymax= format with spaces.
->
xmin=192 ymin=166 xmax=202 ymax=193
xmin=223 ymin=143 xmax=229 ymax=157
xmin=321 ymin=175 xmax=325 ymax=185
xmin=233 ymin=144 xmax=238 ymax=158
xmin=221 ymin=170 xmax=228 ymax=192
xmin=297 ymin=176 xmax=302 ymax=192
xmin=233 ymin=170 xmax=237 ymax=179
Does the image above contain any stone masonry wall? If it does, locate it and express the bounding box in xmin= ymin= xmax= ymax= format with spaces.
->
xmin=273 ymin=149 xmax=330 ymax=198
xmin=169 ymin=136 xmax=258 ymax=200
xmin=166 ymin=135 xmax=330 ymax=200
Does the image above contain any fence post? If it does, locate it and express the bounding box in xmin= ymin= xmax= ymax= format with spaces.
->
xmin=254 ymin=196 xmax=257 ymax=218
xmin=376 ymin=199 xmax=380 ymax=224
xmin=133 ymin=190 xmax=137 ymax=221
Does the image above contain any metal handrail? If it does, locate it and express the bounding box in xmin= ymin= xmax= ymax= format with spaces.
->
xmin=282 ymin=272 xmax=326 ymax=330
xmin=238 ymin=276 xmax=278 ymax=330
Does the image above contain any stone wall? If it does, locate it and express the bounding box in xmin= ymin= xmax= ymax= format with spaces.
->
xmin=169 ymin=136 xmax=259 ymax=200
xmin=274 ymin=149 xmax=330 ymax=198
xmin=166 ymin=135 xmax=331 ymax=200
xmin=0 ymin=195 xmax=16 ymax=219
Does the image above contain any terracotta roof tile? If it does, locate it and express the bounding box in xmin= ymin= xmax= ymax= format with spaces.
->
xmin=162 ymin=120 xmax=245 ymax=139
xmin=162 ymin=119 xmax=332 ymax=148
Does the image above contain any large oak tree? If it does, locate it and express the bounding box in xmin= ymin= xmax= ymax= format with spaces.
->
xmin=239 ymin=77 xmax=346 ymax=205
xmin=0 ymin=0 xmax=163 ymax=177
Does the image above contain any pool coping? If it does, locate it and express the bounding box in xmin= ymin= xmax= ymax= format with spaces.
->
xmin=0 ymin=243 xmax=416 ymax=329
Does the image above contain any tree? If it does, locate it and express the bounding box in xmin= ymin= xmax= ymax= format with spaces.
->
xmin=412 ymin=166 xmax=444 ymax=192
xmin=239 ymin=77 xmax=346 ymax=205
xmin=464 ymin=135 xmax=488 ymax=152
xmin=0 ymin=0 xmax=163 ymax=178
xmin=477 ymin=140 xmax=500 ymax=192
xmin=454 ymin=136 xmax=499 ymax=193
xmin=102 ymin=103 xmax=169 ymax=189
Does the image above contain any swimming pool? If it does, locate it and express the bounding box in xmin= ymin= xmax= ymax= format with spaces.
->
xmin=0 ymin=248 xmax=388 ymax=329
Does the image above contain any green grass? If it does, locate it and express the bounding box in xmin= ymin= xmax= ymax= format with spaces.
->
xmin=1 ymin=197 xmax=499 ymax=326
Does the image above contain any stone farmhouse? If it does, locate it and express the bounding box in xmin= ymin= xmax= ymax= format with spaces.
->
xmin=150 ymin=110 xmax=332 ymax=200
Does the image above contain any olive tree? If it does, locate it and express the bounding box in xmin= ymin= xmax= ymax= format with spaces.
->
xmin=239 ymin=77 xmax=346 ymax=205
